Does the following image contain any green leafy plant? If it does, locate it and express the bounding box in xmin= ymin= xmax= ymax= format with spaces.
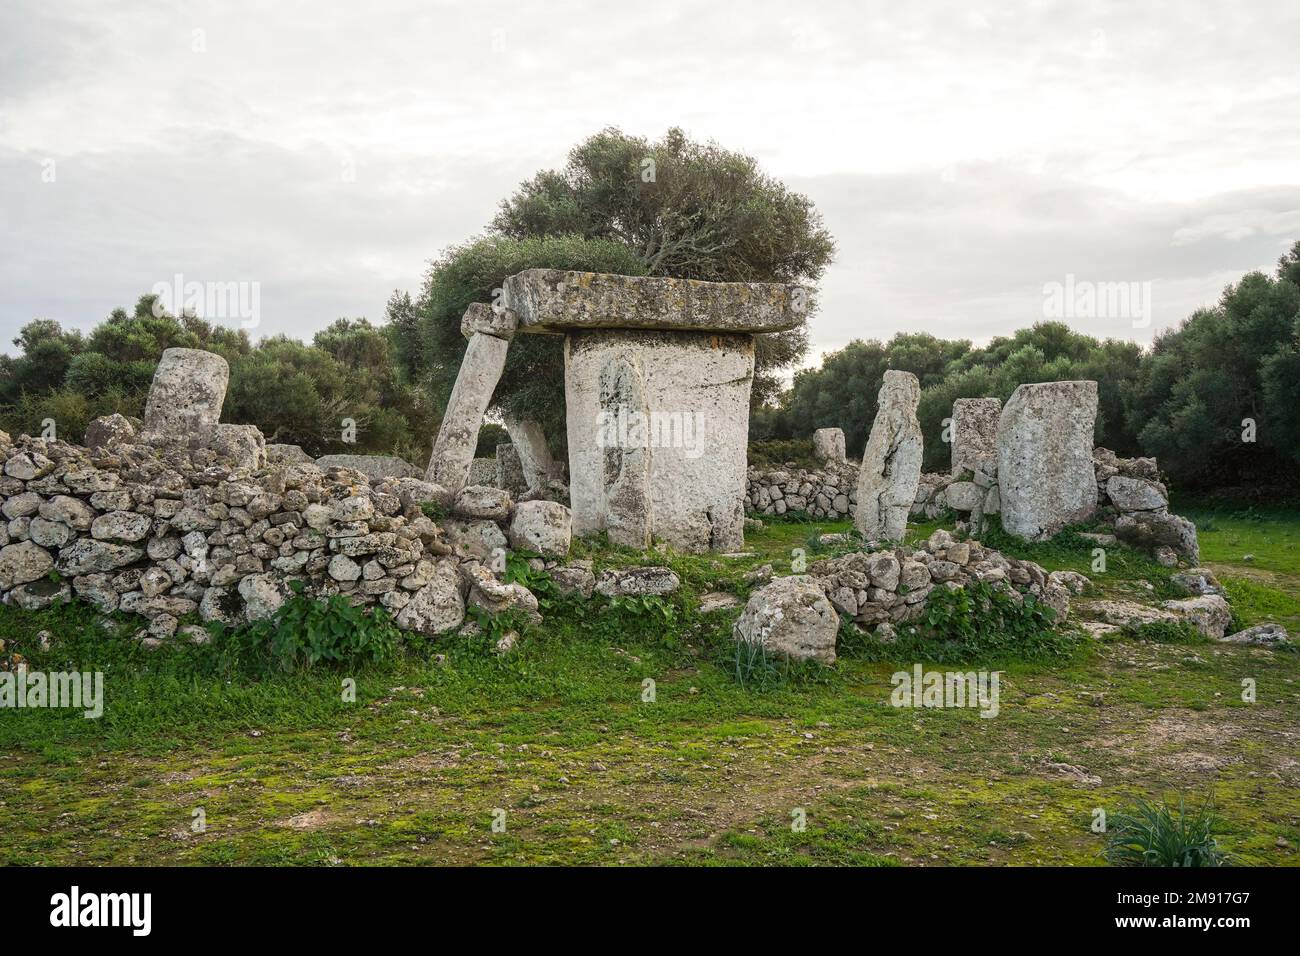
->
xmin=1120 ymin=619 xmax=1204 ymax=644
xmin=219 ymin=582 xmax=401 ymax=673
xmin=912 ymin=579 xmax=1074 ymax=662
xmin=1102 ymin=796 xmax=1229 ymax=867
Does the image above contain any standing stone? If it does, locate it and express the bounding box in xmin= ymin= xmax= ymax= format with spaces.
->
xmin=812 ymin=427 xmax=847 ymax=466
xmin=139 ymin=348 xmax=230 ymax=444
xmin=997 ymin=381 xmax=1099 ymax=541
xmin=504 ymin=415 xmax=559 ymax=493
xmin=424 ymin=303 xmax=516 ymax=494
xmin=855 ymin=371 xmax=923 ymax=541
xmin=951 ymin=397 xmax=1001 ymax=477
xmin=495 ymin=443 xmax=528 ymax=498
xmin=566 ymin=330 xmax=752 ymax=552
xmin=501 ymin=269 xmax=806 ymax=554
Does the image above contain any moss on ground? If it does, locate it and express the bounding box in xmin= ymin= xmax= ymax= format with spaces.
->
xmin=1 ymin=507 xmax=1296 ymax=866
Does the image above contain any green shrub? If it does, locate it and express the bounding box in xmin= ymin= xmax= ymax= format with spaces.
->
xmin=1120 ymin=619 xmax=1204 ymax=643
xmin=216 ymin=583 xmax=401 ymax=673
xmin=1103 ymin=796 xmax=1228 ymax=867
xmin=748 ymin=438 xmax=818 ymax=469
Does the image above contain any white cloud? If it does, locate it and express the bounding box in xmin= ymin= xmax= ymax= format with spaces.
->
xmin=1 ymin=0 xmax=1297 ymax=356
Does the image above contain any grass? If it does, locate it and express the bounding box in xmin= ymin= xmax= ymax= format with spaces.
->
xmin=0 ymin=506 xmax=1297 ymax=866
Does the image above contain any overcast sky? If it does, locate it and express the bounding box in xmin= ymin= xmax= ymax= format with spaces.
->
xmin=2 ymin=0 xmax=1298 ymax=366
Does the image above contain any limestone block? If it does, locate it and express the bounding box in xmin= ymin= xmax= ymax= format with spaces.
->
xmin=565 ymin=329 xmax=754 ymax=553
xmin=504 ymin=415 xmax=558 ymax=493
xmin=951 ymin=397 xmax=1001 ymax=477
xmin=996 ymin=381 xmax=1099 ymax=541
xmin=316 ymin=454 xmax=416 ymax=482
xmin=460 ymin=302 xmax=519 ymax=341
xmin=502 ymin=269 xmax=808 ymax=334
xmin=733 ymin=576 xmax=838 ymax=664
xmin=425 ymin=331 xmax=509 ymax=494
xmin=812 ymin=428 xmax=847 ymax=466
xmin=139 ymin=348 xmax=229 ymax=444
xmin=855 ymin=370 xmax=923 ymax=541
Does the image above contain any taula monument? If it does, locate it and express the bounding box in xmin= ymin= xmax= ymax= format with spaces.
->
xmin=428 ymin=269 xmax=808 ymax=553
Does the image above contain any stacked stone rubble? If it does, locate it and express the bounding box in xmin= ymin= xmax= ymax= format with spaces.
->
xmin=745 ymin=463 xmax=859 ymax=519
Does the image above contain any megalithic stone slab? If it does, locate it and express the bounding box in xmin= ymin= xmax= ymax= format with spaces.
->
xmin=565 ymin=329 xmax=755 ymax=553
xmin=139 ymin=348 xmax=229 ymax=444
xmin=502 ymin=269 xmax=809 ymax=334
xmin=855 ymin=370 xmax=923 ymax=541
xmin=812 ymin=427 xmax=847 ymax=465
xmin=997 ymin=380 xmax=1099 ymax=541
xmin=951 ymin=397 xmax=1002 ymax=477
xmin=425 ymin=326 xmax=510 ymax=494
xmin=504 ymin=415 xmax=558 ymax=493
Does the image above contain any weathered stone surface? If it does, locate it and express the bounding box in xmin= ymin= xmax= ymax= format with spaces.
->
xmin=1080 ymin=599 xmax=1177 ymax=628
xmin=1115 ymin=510 xmax=1200 ymax=565
xmin=238 ymin=573 xmax=287 ymax=621
xmin=439 ymin=518 xmax=507 ymax=561
xmin=1219 ymin=623 xmax=1289 ymax=647
xmin=508 ymin=500 xmax=571 ymax=555
xmin=424 ymin=331 xmax=510 ymax=494
xmin=1170 ymin=567 xmax=1222 ymax=596
xmin=461 ymin=562 xmax=540 ymax=622
xmin=0 ymin=540 xmax=54 ymax=589
xmin=316 ymin=454 xmax=416 ymax=481
xmin=460 ymin=301 xmax=518 ymax=341
xmin=1163 ymin=594 xmax=1232 ymax=639
xmin=266 ymin=443 xmax=313 ymax=465
xmin=1105 ymin=475 xmax=1167 ymax=512
xmin=29 ymin=517 xmax=75 ymax=548
xmin=139 ymin=348 xmax=230 ymax=443
xmin=997 ymin=381 xmax=1099 ymax=541
xmin=502 ymin=269 xmax=809 ymax=334
xmin=90 ymin=510 xmax=152 ymax=542
xmin=950 ymin=397 xmax=1001 ymax=478
xmin=453 ymin=485 xmax=512 ymax=521
xmin=566 ymin=329 xmax=754 ymax=553
xmin=395 ymin=562 xmax=464 ymax=635
xmin=38 ymin=495 xmax=95 ymax=530
xmin=9 ymin=578 xmax=69 ymax=610
xmin=56 ymin=539 xmax=144 ymax=575
xmin=212 ymin=423 xmax=267 ymax=470
xmin=733 ymin=576 xmax=838 ymax=664
xmin=594 ymin=566 xmax=681 ymax=598
xmin=812 ymin=428 xmax=847 ymax=466
xmin=327 ymin=554 xmax=362 ymax=582
xmin=495 ymin=443 xmax=528 ymax=498
xmin=1 ymin=492 xmax=41 ymax=519
xmin=855 ymin=370 xmax=923 ymax=541
xmin=504 ymin=415 xmax=558 ymax=494
xmin=942 ymin=480 xmax=982 ymax=512
xmin=550 ymin=564 xmax=596 ymax=598
xmin=84 ymin=413 xmax=136 ymax=451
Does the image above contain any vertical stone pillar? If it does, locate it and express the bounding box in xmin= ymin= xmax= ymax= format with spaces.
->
xmin=424 ymin=304 xmax=516 ymax=493
xmin=812 ymin=427 xmax=847 ymax=466
xmin=854 ymin=370 xmax=923 ymax=541
xmin=139 ymin=348 xmax=230 ymax=445
xmin=997 ymin=381 xmax=1098 ymax=540
xmin=951 ymin=398 xmax=1001 ymax=477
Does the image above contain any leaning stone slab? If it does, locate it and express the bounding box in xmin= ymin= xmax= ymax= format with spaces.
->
xmin=425 ymin=321 xmax=510 ymax=494
xmin=139 ymin=348 xmax=230 ymax=444
xmin=855 ymin=370 xmax=923 ymax=541
xmin=997 ymin=381 xmax=1098 ymax=541
xmin=501 ymin=269 xmax=809 ymax=334
xmin=504 ymin=415 xmax=559 ymax=493
xmin=951 ymin=397 xmax=1001 ymax=477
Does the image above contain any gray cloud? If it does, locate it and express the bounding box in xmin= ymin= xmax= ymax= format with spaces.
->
xmin=1 ymin=0 xmax=1297 ymax=360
